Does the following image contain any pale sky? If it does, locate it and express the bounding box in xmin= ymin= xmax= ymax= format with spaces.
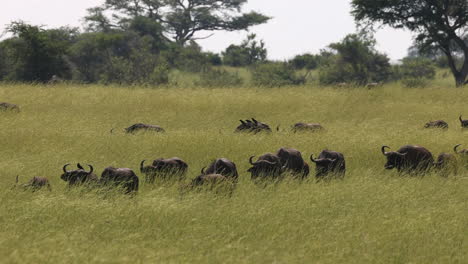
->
xmin=0 ymin=0 xmax=413 ymax=61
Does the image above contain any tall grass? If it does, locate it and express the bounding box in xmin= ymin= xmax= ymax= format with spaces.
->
xmin=0 ymin=83 xmax=467 ymax=263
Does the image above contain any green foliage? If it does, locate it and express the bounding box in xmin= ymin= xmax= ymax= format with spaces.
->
xmin=163 ymin=41 xmax=211 ymax=73
xmin=0 ymin=84 xmax=467 ymax=263
xmin=351 ymin=0 xmax=468 ymax=86
xmin=318 ymin=34 xmax=392 ymax=85
xmin=251 ymin=62 xmax=305 ymax=87
xmin=2 ymin=22 xmax=76 ymax=82
xmin=85 ymin=0 xmax=270 ymax=45
xmin=195 ymin=68 xmax=244 ymax=87
xmin=400 ymin=57 xmax=436 ymax=79
xmin=290 ymin=54 xmax=318 ymax=70
xmin=223 ymin=34 xmax=267 ymax=67
xmin=401 ymin=78 xmax=430 ymax=88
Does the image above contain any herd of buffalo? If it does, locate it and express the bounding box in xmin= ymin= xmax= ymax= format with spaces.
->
xmin=3 ymin=102 xmax=468 ymax=194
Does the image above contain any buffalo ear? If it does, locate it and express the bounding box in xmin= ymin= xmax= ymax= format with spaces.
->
xmin=77 ymin=163 xmax=84 ymax=170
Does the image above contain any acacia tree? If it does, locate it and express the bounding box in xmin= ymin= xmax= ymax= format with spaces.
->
xmin=85 ymin=0 xmax=270 ymax=45
xmin=352 ymin=0 xmax=468 ymax=86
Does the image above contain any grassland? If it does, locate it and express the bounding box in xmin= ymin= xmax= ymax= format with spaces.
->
xmin=0 ymin=82 xmax=467 ymax=263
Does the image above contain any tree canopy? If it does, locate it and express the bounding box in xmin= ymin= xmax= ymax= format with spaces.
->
xmin=85 ymin=0 xmax=270 ymax=45
xmin=351 ymin=0 xmax=468 ymax=86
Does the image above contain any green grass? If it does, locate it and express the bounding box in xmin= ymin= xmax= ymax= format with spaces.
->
xmin=0 ymin=83 xmax=467 ymax=263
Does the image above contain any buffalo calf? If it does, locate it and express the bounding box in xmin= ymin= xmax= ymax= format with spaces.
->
xmin=16 ymin=176 xmax=51 ymax=191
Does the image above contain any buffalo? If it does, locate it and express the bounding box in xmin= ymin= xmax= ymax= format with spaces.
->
xmin=381 ymin=145 xmax=434 ymax=174
xmin=61 ymin=163 xmax=98 ymax=186
xmin=248 ymin=148 xmax=309 ymax=180
xmin=100 ymin=167 xmax=139 ymax=194
xmin=201 ymin=158 xmax=239 ymax=181
xmin=0 ymin=102 xmax=20 ymax=112
xmin=310 ymin=150 xmax=345 ymax=180
xmin=189 ymin=168 xmax=235 ymax=194
xmin=248 ymin=154 xmax=285 ymax=180
xmin=424 ymin=120 xmax=448 ymax=129
xmin=140 ymin=158 xmax=188 ymax=183
xmin=433 ymin=153 xmax=458 ymax=177
xmin=112 ymin=123 xmax=165 ymax=134
xmin=276 ymin=148 xmax=310 ymax=179
xmin=15 ymin=176 xmax=51 ymax=191
xmin=454 ymin=144 xmax=468 ymax=168
xmin=235 ymin=118 xmax=272 ymax=133
xmin=191 ymin=170 xmax=228 ymax=187
xmin=459 ymin=116 xmax=468 ymax=128
xmin=292 ymin=123 xmax=324 ymax=133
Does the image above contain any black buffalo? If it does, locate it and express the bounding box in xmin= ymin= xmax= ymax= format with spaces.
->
xmin=202 ymin=158 xmax=238 ymax=181
xmin=15 ymin=176 xmax=51 ymax=191
xmin=61 ymin=163 xmax=98 ymax=186
xmin=235 ymin=118 xmax=272 ymax=133
xmin=248 ymin=153 xmax=285 ymax=180
xmin=191 ymin=172 xmax=228 ymax=187
xmin=454 ymin=144 xmax=468 ymax=168
xmin=424 ymin=120 xmax=448 ymax=129
xmin=100 ymin=167 xmax=139 ymax=194
xmin=292 ymin=123 xmax=324 ymax=132
xmin=0 ymin=102 xmax=20 ymax=112
xmin=140 ymin=158 xmax=188 ymax=183
xmin=433 ymin=153 xmax=458 ymax=176
xmin=189 ymin=167 xmax=235 ymax=194
xmin=310 ymin=150 xmax=345 ymax=179
xmin=112 ymin=123 xmax=165 ymax=134
xmin=381 ymin=145 xmax=434 ymax=174
xmin=276 ymin=148 xmax=309 ymax=178
xmin=459 ymin=116 xmax=468 ymax=128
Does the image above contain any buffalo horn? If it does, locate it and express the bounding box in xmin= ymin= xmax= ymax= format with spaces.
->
xmin=249 ymin=156 xmax=257 ymax=165
xmin=63 ymin=163 xmax=71 ymax=173
xmin=381 ymin=146 xmax=391 ymax=156
xmin=454 ymin=144 xmax=462 ymax=154
xmin=88 ymin=164 xmax=94 ymax=174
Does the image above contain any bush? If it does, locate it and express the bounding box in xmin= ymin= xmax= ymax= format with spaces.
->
xmin=290 ymin=54 xmax=318 ymax=70
xmin=399 ymin=57 xmax=436 ymax=79
xmin=195 ymin=68 xmax=243 ymax=87
xmin=318 ymin=34 xmax=392 ymax=85
xmin=251 ymin=63 xmax=305 ymax=87
xmin=401 ymin=78 xmax=429 ymax=88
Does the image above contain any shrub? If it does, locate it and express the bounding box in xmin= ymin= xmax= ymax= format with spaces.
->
xmin=401 ymin=78 xmax=429 ymax=88
xmin=251 ymin=63 xmax=305 ymax=87
xmin=290 ymin=54 xmax=318 ymax=70
xmin=195 ymin=68 xmax=243 ymax=87
xmin=399 ymin=57 xmax=436 ymax=79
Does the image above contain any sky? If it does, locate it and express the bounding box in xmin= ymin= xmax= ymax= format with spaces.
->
xmin=0 ymin=0 xmax=414 ymax=61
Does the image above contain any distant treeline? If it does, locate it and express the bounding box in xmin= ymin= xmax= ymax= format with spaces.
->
xmin=0 ymin=21 xmax=448 ymax=88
